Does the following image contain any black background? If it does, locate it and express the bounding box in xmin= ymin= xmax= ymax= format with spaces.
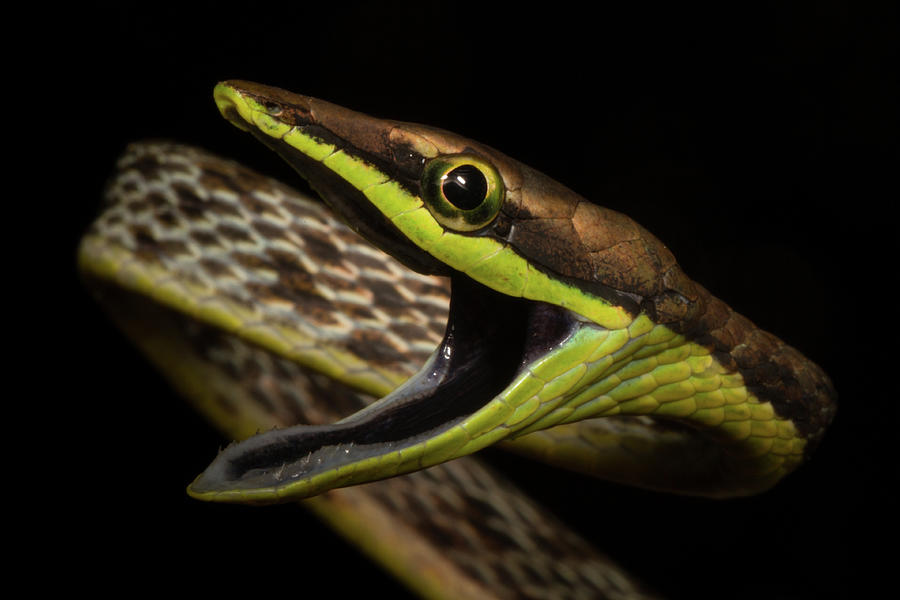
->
xmin=39 ymin=2 xmax=895 ymax=598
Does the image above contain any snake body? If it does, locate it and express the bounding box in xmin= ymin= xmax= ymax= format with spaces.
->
xmin=80 ymin=82 xmax=836 ymax=598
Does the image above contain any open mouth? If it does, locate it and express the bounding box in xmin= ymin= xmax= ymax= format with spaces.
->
xmin=190 ymin=273 xmax=579 ymax=496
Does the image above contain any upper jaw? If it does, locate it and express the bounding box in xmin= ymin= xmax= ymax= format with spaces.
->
xmin=215 ymin=80 xmax=451 ymax=276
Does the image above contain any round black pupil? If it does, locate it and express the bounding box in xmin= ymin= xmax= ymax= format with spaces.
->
xmin=441 ymin=165 xmax=487 ymax=210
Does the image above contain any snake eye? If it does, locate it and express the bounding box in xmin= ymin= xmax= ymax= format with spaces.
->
xmin=421 ymin=154 xmax=504 ymax=232
xmin=442 ymin=165 xmax=487 ymax=210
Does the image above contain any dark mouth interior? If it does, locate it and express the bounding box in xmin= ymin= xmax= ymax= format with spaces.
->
xmin=192 ymin=274 xmax=579 ymax=492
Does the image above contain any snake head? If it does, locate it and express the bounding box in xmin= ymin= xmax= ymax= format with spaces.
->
xmin=186 ymin=81 xmax=836 ymax=504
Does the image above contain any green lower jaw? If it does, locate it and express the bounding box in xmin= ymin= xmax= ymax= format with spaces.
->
xmin=187 ymin=276 xmax=559 ymax=503
xmin=189 ymin=294 xmax=807 ymax=503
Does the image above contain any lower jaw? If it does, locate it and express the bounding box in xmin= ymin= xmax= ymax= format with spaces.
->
xmin=192 ymin=274 xmax=580 ymax=493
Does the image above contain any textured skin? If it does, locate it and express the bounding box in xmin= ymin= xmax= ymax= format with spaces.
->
xmin=81 ymin=142 xmax=657 ymax=599
xmin=82 ymin=142 xmax=448 ymax=397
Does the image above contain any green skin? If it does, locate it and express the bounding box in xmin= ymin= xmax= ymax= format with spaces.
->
xmin=187 ymin=81 xmax=836 ymax=504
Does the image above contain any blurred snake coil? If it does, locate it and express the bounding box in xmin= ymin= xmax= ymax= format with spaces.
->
xmin=79 ymin=81 xmax=837 ymax=600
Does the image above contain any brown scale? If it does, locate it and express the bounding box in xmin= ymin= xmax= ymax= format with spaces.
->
xmin=190 ymin=230 xmax=225 ymax=250
xmin=196 ymin=194 xmax=244 ymax=220
xmin=345 ymin=247 xmax=398 ymax=274
xmin=344 ymin=328 xmax=410 ymax=366
xmin=279 ymin=199 xmax=328 ymax=222
xmin=249 ymin=218 xmax=292 ymax=242
xmin=299 ymin=228 xmax=347 ymax=266
xmin=236 ymin=190 xmax=287 ymax=220
xmin=214 ymin=222 xmax=255 ymax=245
xmin=335 ymin=302 xmax=378 ymax=323
xmin=315 ymin=268 xmax=363 ymax=295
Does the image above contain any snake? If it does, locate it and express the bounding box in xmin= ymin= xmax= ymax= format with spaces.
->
xmin=79 ymin=81 xmax=837 ymax=599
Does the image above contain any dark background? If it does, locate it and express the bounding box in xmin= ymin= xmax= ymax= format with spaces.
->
xmin=41 ymin=2 xmax=895 ymax=598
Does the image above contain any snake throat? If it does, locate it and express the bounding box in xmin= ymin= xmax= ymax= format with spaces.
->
xmin=190 ymin=275 xmax=579 ymax=497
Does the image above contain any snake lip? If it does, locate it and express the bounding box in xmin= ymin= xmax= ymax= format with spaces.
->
xmin=189 ymin=275 xmax=579 ymax=500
